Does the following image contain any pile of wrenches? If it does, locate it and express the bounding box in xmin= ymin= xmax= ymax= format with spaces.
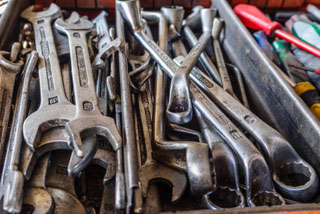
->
xmin=0 ymin=0 xmax=319 ymax=213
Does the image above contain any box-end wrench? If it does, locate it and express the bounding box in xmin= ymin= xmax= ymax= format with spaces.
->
xmin=141 ymin=11 xmax=212 ymax=196
xmin=117 ymin=0 xmax=212 ymax=124
xmin=54 ymin=14 xmax=121 ymax=157
xmin=21 ymin=4 xmax=76 ymax=151
xmin=0 ymin=47 xmax=24 ymax=164
xmin=116 ymin=9 xmax=139 ymax=212
xmin=195 ymin=109 xmax=245 ymax=209
xmin=0 ymin=51 xmax=38 ymax=213
xmin=189 ymin=63 xmax=319 ymax=202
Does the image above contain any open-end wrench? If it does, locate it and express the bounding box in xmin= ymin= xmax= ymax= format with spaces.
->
xmin=106 ymin=27 xmax=117 ymax=112
xmin=0 ymin=46 xmax=24 ymax=164
xmin=195 ymin=109 xmax=245 ymax=209
xmin=0 ymin=51 xmax=38 ymax=213
xmin=116 ymin=9 xmax=139 ymax=212
xmin=21 ymin=4 xmax=76 ymax=151
xmin=188 ymin=62 xmax=319 ymax=202
xmin=183 ymin=6 xmax=221 ymax=83
xmin=136 ymin=82 xmax=187 ymax=202
xmin=117 ymin=0 xmax=212 ymax=124
xmin=92 ymin=11 xmax=122 ymax=71
xmin=54 ymin=13 xmax=121 ymax=157
xmin=141 ymin=10 xmax=212 ymax=196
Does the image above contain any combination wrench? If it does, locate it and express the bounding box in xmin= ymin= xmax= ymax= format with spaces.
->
xmin=21 ymin=4 xmax=76 ymax=151
xmin=188 ymin=62 xmax=319 ymax=202
xmin=0 ymin=51 xmax=38 ymax=213
xmin=141 ymin=10 xmax=212 ymax=196
xmin=0 ymin=45 xmax=24 ymax=164
xmin=117 ymin=0 xmax=212 ymax=124
xmin=54 ymin=13 xmax=121 ymax=157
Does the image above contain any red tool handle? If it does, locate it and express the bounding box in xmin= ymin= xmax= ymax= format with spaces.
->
xmin=234 ymin=4 xmax=320 ymax=58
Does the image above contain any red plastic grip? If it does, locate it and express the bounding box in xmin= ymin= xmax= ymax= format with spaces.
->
xmin=234 ymin=4 xmax=281 ymax=35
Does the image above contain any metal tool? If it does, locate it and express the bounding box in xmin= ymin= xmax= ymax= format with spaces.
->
xmin=106 ymin=27 xmax=117 ymax=112
xmin=117 ymin=0 xmax=212 ymax=124
xmin=21 ymin=4 xmax=76 ymax=151
xmin=188 ymin=62 xmax=319 ymax=202
xmin=0 ymin=46 xmax=24 ymax=164
xmin=54 ymin=13 xmax=121 ymax=157
xmin=195 ymin=109 xmax=245 ymax=209
xmin=0 ymin=51 xmax=38 ymax=213
xmin=141 ymin=10 xmax=212 ymax=196
xmin=116 ymin=9 xmax=139 ymax=213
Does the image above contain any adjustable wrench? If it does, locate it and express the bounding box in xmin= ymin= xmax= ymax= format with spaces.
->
xmin=141 ymin=10 xmax=212 ymax=196
xmin=117 ymin=0 xmax=212 ymax=124
xmin=54 ymin=13 xmax=121 ymax=157
xmin=0 ymin=46 xmax=24 ymax=163
xmin=188 ymin=62 xmax=319 ymax=202
xmin=195 ymin=109 xmax=245 ymax=209
xmin=21 ymin=4 xmax=76 ymax=151
xmin=0 ymin=51 xmax=38 ymax=213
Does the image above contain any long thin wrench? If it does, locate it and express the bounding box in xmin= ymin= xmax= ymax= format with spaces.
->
xmin=0 ymin=51 xmax=38 ymax=213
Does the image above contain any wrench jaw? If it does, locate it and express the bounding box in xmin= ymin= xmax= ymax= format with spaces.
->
xmin=200 ymin=8 xmax=216 ymax=34
xmin=66 ymin=117 xmax=122 ymax=157
xmin=22 ymin=187 xmax=54 ymax=214
xmin=246 ymin=157 xmax=285 ymax=207
xmin=1 ymin=170 xmax=24 ymax=213
xmin=139 ymin=163 xmax=187 ymax=203
xmin=20 ymin=3 xmax=61 ymax=24
xmin=182 ymin=6 xmax=203 ymax=29
xmin=22 ymin=106 xmax=76 ymax=151
xmin=0 ymin=51 xmax=24 ymax=72
xmin=116 ymin=0 xmax=143 ymax=32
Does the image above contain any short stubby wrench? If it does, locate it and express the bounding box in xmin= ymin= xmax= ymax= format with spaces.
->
xmin=0 ymin=51 xmax=38 ymax=213
xmin=54 ymin=13 xmax=121 ymax=157
xmin=21 ymin=4 xmax=76 ymax=151
xmin=117 ymin=0 xmax=212 ymax=124
xmin=0 ymin=48 xmax=24 ymax=164
xmin=188 ymin=62 xmax=319 ymax=202
xmin=195 ymin=109 xmax=245 ymax=209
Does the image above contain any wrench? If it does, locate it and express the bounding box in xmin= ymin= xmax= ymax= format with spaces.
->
xmin=117 ymin=0 xmax=212 ymax=124
xmin=0 ymin=51 xmax=38 ymax=213
xmin=141 ymin=10 xmax=212 ymax=196
xmin=195 ymin=109 xmax=245 ymax=209
xmin=21 ymin=4 xmax=76 ymax=151
xmin=188 ymin=61 xmax=319 ymax=202
xmin=0 ymin=47 xmax=24 ymax=164
xmin=54 ymin=13 xmax=121 ymax=157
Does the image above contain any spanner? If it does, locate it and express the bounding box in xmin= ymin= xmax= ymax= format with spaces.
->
xmin=195 ymin=109 xmax=245 ymax=209
xmin=117 ymin=0 xmax=212 ymax=124
xmin=0 ymin=51 xmax=38 ymax=213
xmin=21 ymin=4 xmax=76 ymax=151
xmin=141 ymin=10 xmax=212 ymax=196
xmin=54 ymin=13 xmax=121 ymax=157
xmin=188 ymin=61 xmax=319 ymax=202
xmin=0 ymin=46 xmax=24 ymax=164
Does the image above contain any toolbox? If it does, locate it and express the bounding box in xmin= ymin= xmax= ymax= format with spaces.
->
xmin=2 ymin=0 xmax=320 ymax=213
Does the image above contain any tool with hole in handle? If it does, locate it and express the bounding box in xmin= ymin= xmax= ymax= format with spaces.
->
xmin=234 ymin=4 xmax=320 ymax=58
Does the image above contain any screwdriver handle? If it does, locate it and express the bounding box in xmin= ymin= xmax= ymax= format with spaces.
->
xmin=234 ymin=4 xmax=281 ymax=35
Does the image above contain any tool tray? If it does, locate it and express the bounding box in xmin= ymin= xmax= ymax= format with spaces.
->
xmin=2 ymin=0 xmax=320 ymax=213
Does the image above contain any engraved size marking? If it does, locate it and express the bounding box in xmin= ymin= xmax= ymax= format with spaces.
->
xmin=189 ymin=43 xmax=201 ymax=56
xmin=141 ymin=92 xmax=152 ymax=136
xmin=83 ymin=101 xmax=93 ymax=111
xmin=76 ymin=46 xmax=89 ymax=87
xmin=230 ymin=130 xmax=242 ymax=140
xmin=190 ymin=69 xmax=214 ymax=88
xmin=48 ymin=96 xmax=58 ymax=105
xmin=40 ymin=27 xmax=54 ymax=91
xmin=37 ymin=20 xmax=44 ymax=24
xmin=0 ymin=89 xmax=7 ymax=136
xmin=244 ymin=115 xmax=256 ymax=124
xmin=73 ymin=32 xmax=80 ymax=38
xmin=56 ymin=165 xmax=68 ymax=175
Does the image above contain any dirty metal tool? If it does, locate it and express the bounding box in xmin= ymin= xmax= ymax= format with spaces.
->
xmin=117 ymin=0 xmax=212 ymax=124
xmin=116 ymin=9 xmax=139 ymax=212
xmin=195 ymin=109 xmax=245 ymax=210
xmin=54 ymin=13 xmax=121 ymax=157
xmin=0 ymin=44 xmax=24 ymax=164
xmin=0 ymin=51 xmax=38 ymax=213
xmin=141 ymin=10 xmax=212 ymax=196
xmin=21 ymin=4 xmax=76 ymax=151
xmin=183 ymin=6 xmax=221 ymax=84
xmin=106 ymin=27 xmax=117 ymax=112
xmin=188 ymin=62 xmax=319 ymax=202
